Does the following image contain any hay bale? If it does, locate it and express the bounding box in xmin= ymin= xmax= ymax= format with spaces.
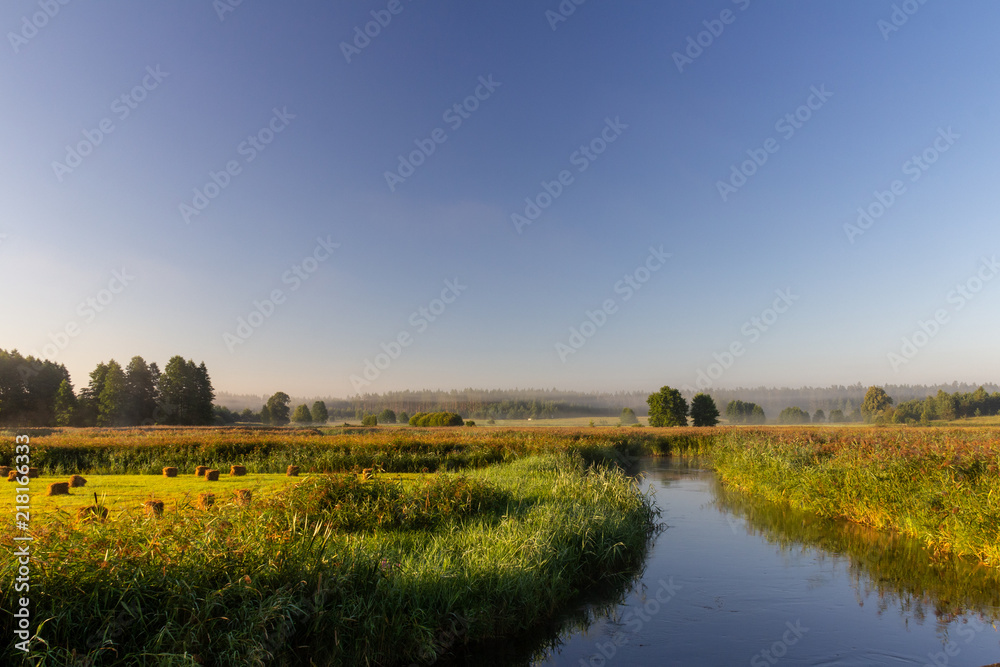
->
xmin=286 ymin=465 xmax=300 ymax=477
xmin=27 ymin=467 xmax=39 ymax=478
xmin=0 ymin=466 xmax=10 ymax=477
xmin=77 ymin=505 xmax=108 ymax=521
xmin=69 ymin=475 xmax=87 ymax=488
xmin=361 ymin=468 xmax=373 ymax=480
xmin=46 ymin=482 xmax=70 ymax=496
xmin=163 ymin=467 xmax=178 ymax=478
xmin=144 ymin=500 xmax=164 ymax=517
xmin=7 ymin=470 xmax=18 ymax=482
xmin=195 ymin=466 xmax=209 ymax=477
xmin=196 ymin=492 xmax=215 ymax=510
xmin=233 ymin=489 xmax=252 ymax=506
xmin=205 ymin=469 xmax=220 ymax=481
xmin=230 ymin=465 xmax=247 ymax=477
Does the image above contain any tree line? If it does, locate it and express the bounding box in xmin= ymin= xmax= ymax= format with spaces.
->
xmin=0 ymin=349 xmax=214 ymax=427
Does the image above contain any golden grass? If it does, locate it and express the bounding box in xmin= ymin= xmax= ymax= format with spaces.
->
xmin=0 ymin=471 xmax=425 ymax=519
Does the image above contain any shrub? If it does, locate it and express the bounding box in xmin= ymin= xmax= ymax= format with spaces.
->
xmin=407 ymin=412 xmax=464 ymax=427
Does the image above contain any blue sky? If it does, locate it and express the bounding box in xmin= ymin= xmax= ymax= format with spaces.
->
xmin=1 ymin=1 xmax=998 ymax=397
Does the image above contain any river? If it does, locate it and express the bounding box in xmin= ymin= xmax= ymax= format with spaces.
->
xmin=448 ymin=457 xmax=1000 ymax=666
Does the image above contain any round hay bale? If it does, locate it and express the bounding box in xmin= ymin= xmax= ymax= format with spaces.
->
xmin=163 ymin=467 xmax=178 ymax=478
xmin=27 ymin=467 xmax=39 ymax=478
xmin=195 ymin=466 xmax=209 ymax=477
xmin=286 ymin=465 xmax=300 ymax=477
xmin=77 ymin=505 xmax=108 ymax=522
xmin=196 ymin=492 xmax=215 ymax=510
xmin=233 ymin=489 xmax=252 ymax=506
xmin=144 ymin=499 xmax=164 ymax=517
xmin=46 ymin=482 xmax=70 ymax=496
xmin=0 ymin=466 xmax=10 ymax=478
xmin=69 ymin=475 xmax=87 ymax=488
xmin=205 ymin=470 xmax=220 ymax=481
xmin=230 ymin=465 xmax=247 ymax=477
xmin=7 ymin=470 xmax=18 ymax=482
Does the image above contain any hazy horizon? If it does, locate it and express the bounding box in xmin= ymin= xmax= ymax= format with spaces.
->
xmin=3 ymin=2 xmax=998 ymax=397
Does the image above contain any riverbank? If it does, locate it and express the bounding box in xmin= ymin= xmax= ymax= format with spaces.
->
xmin=0 ymin=450 xmax=656 ymax=665
xmin=707 ymin=427 xmax=1000 ymax=567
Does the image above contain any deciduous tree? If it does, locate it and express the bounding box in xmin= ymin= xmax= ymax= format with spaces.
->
xmin=292 ymin=404 xmax=312 ymax=423
xmin=647 ymin=386 xmax=687 ymax=427
xmin=266 ymin=392 xmax=291 ymax=426
xmin=311 ymin=401 xmax=329 ymax=423
xmin=861 ymin=386 xmax=893 ymax=423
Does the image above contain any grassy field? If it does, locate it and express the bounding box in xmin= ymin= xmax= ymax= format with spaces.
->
xmin=3 ymin=424 xmax=1000 ymax=664
xmin=0 ymin=471 xmax=427 ymax=518
xmin=0 ymin=429 xmax=660 ymax=666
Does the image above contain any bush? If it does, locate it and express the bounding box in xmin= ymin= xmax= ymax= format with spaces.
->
xmin=361 ymin=414 xmax=378 ymax=427
xmin=408 ymin=412 xmax=465 ymax=427
xmin=777 ymin=406 xmax=811 ymax=425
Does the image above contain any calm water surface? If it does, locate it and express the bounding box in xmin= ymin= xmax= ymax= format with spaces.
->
xmin=451 ymin=457 xmax=1000 ymax=666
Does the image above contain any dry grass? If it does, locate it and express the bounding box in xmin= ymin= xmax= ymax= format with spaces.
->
xmin=46 ymin=482 xmax=70 ymax=496
xmin=144 ymin=499 xmax=165 ymax=516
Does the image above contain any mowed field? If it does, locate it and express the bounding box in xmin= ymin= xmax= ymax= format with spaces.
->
xmin=0 ymin=470 xmax=424 ymax=518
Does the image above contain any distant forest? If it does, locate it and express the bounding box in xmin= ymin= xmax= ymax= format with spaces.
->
xmin=217 ymin=383 xmax=1000 ymax=424
xmin=2 ymin=344 xmax=997 ymax=428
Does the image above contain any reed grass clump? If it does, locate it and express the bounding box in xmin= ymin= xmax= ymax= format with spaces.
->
xmin=710 ymin=427 xmax=1000 ymax=567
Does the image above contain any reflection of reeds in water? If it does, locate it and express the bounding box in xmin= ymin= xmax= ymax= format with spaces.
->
xmin=711 ymin=476 xmax=1000 ymax=632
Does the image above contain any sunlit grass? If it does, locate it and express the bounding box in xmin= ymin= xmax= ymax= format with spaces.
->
xmin=0 ymin=449 xmax=657 ymax=666
xmin=0 ymin=471 xmax=427 ymax=518
xmin=708 ymin=427 xmax=1000 ymax=567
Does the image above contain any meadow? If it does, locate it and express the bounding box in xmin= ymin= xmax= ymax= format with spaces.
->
xmin=2 ymin=424 xmax=999 ymax=665
xmin=0 ymin=427 xmax=663 ymax=666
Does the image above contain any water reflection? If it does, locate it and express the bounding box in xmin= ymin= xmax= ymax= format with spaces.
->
xmin=710 ymin=471 xmax=1000 ymax=634
xmin=440 ymin=458 xmax=1000 ymax=666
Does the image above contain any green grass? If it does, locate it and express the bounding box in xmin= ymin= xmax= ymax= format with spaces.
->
xmin=708 ymin=427 xmax=1000 ymax=566
xmin=0 ymin=451 xmax=657 ymax=666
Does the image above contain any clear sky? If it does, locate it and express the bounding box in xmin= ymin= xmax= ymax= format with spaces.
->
xmin=2 ymin=1 xmax=998 ymax=397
